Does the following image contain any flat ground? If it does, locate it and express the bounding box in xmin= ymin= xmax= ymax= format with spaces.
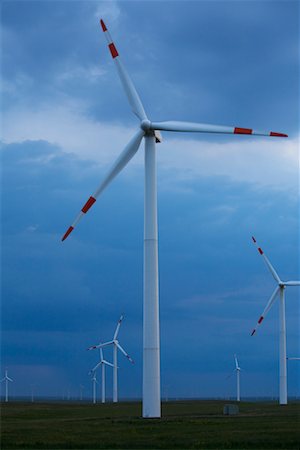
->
xmin=1 ymin=400 xmax=299 ymax=449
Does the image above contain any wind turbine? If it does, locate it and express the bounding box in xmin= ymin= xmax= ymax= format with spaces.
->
xmin=89 ymin=348 xmax=114 ymax=403
xmin=30 ymin=384 xmax=36 ymax=403
xmin=88 ymin=315 xmax=134 ymax=403
xmin=250 ymin=236 xmax=300 ymax=405
xmin=90 ymin=371 xmax=98 ymax=404
xmin=61 ymin=19 xmax=288 ymax=418
xmin=79 ymin=384 xmax=85 ymax=401
xmin=1 ymin=369 xmax=13 ymax=402
xmin=233 ymin=354 xmax=242 ymax=402
xmin=227 ymin=355 xmax=242 ymax=401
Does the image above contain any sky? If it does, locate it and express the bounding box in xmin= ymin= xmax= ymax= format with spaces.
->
xmin=1 ymin=0 xmax=299 ymax=402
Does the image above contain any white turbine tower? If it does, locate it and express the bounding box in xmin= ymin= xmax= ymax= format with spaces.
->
xmin=251 ymin=236 xmax=300 ymax=405
xmin=1 ymin=369 xmax=13 ymax=402
xmin=234 ymin=354 xmax=241 ymax=402
xmin=88 ymin=315 xmax=134 ymax=403
xmin=89 ymin=348 xmax=114 ymax=403
xmin=61 ymin=19 xmax=288 ymax=418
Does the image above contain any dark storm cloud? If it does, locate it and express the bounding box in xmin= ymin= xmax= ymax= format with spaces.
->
xmin=1 ymin=138 xmax=298 ymax=397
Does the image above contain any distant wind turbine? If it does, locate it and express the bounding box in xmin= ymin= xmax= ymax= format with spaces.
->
xmin=227 ymin=355 xmax=242 ymax=402
xmin=88 ymin=315 xmax=134 ymax=403
xmin=234 ymin=354 xmax=242 ymax=402
xmin=90 ymin=371 xmax=98 ymax=404
xmin=61 ymin=19 xmax=288 ymax=418
xmin=1 ymin=369 xmax=13 ymax=402
xmin=251 ymin=236 xmax=300 ymax=405
xmin=30 ymin=384 xmax=36 ymax=403
xmin=89 ymin=348 xmax=114 ymax=403
xmin=79 ymin=384 xmax=85 ymax=401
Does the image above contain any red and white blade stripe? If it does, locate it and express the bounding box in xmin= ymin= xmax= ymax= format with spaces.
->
xmin=87 ymin=345 xmax=98 ymax=351
xmin=149 ymin=121 xmax=287 ymax=137
xmin=99 ymin=19 xmax=147 ymax=121
xmin=251 ymin=316 xmax=264 ymax=336
xmin=234 ymin=127 xmax=287 ymax=137
xmin=250 ymin=286 xmax=280 ymax=336
xmin=61 ymin=196 xmax=97 ymax=241
xmin=100 ymin=19 xmax=119 ymax=59
xmin=61 ymin=130 xmax=144 ymax=242
xmin=251 ymin=236 xmax=281 ymax=283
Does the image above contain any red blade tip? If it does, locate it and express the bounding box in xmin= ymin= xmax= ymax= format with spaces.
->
xmin=270 ymin=132 xmax=288 ymax=138
xmin=258 ymin=316 xmax=264 ymax=324
xmin=258 ymin=247 xmax=263 ymax=255
xmin=62 ymin=226 xmax=74 ymax=241
xmin=100 ymin=19 xmax=107 ymax=32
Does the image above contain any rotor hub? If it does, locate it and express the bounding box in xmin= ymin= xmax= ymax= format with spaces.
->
xmin=140 ymin=119 xmax=151 ymax=131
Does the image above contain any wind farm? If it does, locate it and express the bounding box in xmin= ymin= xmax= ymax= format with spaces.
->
xmin=1 ymin=2 xmax=299 ymax=450
xmin=61 ymin=17 xmax=287 ymax=419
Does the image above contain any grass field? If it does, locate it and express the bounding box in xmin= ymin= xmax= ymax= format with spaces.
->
xmin=1 ymin=400 xmax=299 ymax=449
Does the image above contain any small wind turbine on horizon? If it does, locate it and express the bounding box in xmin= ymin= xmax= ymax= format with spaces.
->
xmin=250 ymin=236 xmax=300 ymax=405
xmin=30 ymin=384 xmax=36 ymax=403
xmin=1 ymin=369 xmax=13 ymax=402
xmin=90 ymin=371 xmax=98 ymax=404
xmin=89 ymin=348 xmax=114 ymax=403
xmin=61 ymin=19 xmax=288 ymax=418
xmin=88 ymin=315 xmax=134 ymax=403
xmin=234 ymin=354 xmax=242 ymax=402
xmin=227 ymin=355 xmax=242 ymax=402
xmin=79 ymin=384 xmax=85 ymax=401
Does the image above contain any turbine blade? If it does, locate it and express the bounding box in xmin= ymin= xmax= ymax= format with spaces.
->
xmin=100 ymin=348 xmax=104 ymax=361
xmin=149 ymin=121 xmax=287 ymax=137
xmin=87 ymin=340 xmax=114 ymax=351
xmin=62 ymin=129 xmax=144 ymax=241
xmin=7 ymin=377 xmax=13 ymax=382
xmin=234 ymin=354 xmax=239 ymax=369
xmin=226 ymin=369 xmax=235 ymax=380
xmin=284 ymin=281 xmax=300 ymax=286
xmin=113 ymin=315 xmax=124 ymax=340
xmin=103 ymin=360 xmax=115 ymax=368
xmin=100 ymin=19 xmax=147 ymax=121
xmin=116 ymin=342 xmax=134 ymax=363
xmin=91 ymin=361 xmax=102 ymax=372
xmin=251 ymin=286 xmax=280 ymax=336
xmin=251 ymin=236 xmax=281 ymax=283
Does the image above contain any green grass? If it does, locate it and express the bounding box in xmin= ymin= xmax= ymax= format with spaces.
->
xmin=1 ymin=400 xmax=299 ymax=449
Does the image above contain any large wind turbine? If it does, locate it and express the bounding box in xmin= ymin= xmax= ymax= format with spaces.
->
xmin=88 ymin=315 xmax=134 ymax=403
xmin=1 ymin=369 xmax=13 ymax=402
xmin=251 ymin=237 xmax=300 ymax=405
xmin=61 ymin=19 xmax=288 ymax=418
xmin=89 ymin=348 xmax=114 ymax=403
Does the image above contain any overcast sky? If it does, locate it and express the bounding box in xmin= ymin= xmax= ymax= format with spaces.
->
xmin=1 ymin=0 xmax=299 ymax=401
